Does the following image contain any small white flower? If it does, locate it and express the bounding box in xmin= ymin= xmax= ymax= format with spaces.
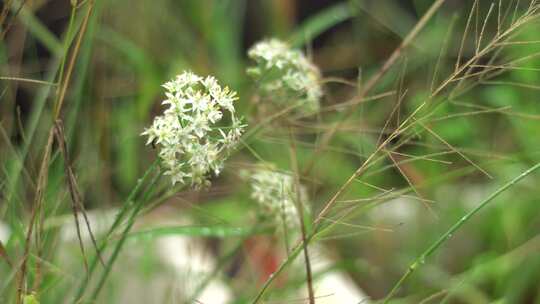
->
xmin=246 ymin=165 xmax=309 ymax=228
xmin=247 ymin=38 xmax=322 ymax=115
xmin=142 ymin=71 xmax=245 ymax=188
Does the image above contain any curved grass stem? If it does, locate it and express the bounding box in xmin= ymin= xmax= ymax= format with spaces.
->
xmin=382 ymin=162 xmax=540 ymax=303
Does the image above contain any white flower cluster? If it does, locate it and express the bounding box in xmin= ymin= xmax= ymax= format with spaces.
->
xmin=142 ymin=71 xmax=245 ymax=187
xmin=247 ymin=165 xmax=308 ymax=228
xmin=247 ymin=39 xmax=322 ymax=115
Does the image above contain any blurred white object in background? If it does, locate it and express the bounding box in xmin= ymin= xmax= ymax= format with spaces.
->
xmin=51 ymin=208 xmax=370 ymax=303
xmin=369 ymin=197 xmax=418 ymax=223
xmin=157 ymin=235 xmax=232 ymax=304
xmin=308 ymin=245 xmax=370 ymax=304
xmin=57 ymin=208 xmax=231 ymax=303
xmin=59 ymin=209 xmax=116 ymax=242
xmin=0 ymin=221 xmax=10 ymax=243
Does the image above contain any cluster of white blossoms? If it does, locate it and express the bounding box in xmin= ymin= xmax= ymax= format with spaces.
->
xmin=142 ymin=71 xmax=245 ymax=187
xmin=247 ymin=165 xmax=308 ymax=228
xmin=247 ymin=38 xmax=322 ymax=115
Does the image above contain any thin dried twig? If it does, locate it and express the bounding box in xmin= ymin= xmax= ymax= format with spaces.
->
xmin=0 ymin=76 xmax=57 ymax=86
xmin=0 ymin=0 xmax=27 ymax=40
xmin=0 ymin=241 xmax=12 ymax=267
xmin=53 ymin=0 xmax=94 ymax=118
xmin=27 ymin=0 xmax=96 ymax=293
xmin=53 ymin=120 xmax=105 ymax=271
xmin=288 ymin=128 xmax=315 ymax=304
xmin=456 ymin=0 xmax=478 ymax=72
xmin=15 ymin=129 xmax=54 ymax=304
xmin=476 ymin=3 xmax=495 ymax=54
xmin=303 ymin=0 xmax=447 ymax=175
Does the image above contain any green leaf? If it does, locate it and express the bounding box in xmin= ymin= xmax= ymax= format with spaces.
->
xmin=12 ymin=0 xmax=62 ymax=55
xmin=290 ymin=2 xmax=357 ymax=47
xmin=129 ymin=225 xmax=271 ymax=239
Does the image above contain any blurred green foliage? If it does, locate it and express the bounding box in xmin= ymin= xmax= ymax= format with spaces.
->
xmin=1 ymin=0 xmax=540 ymax=303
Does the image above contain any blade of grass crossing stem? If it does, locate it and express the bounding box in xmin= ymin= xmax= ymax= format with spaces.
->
xmin=89 ymin=169 xmax=162 ymax=302
xmin=53 ymin=120 xmax=105 ymax=269
xmin=383 ymin=162 xmax=540 ymax=303
xmin=73 ymin=160 xmax=159 ymax=302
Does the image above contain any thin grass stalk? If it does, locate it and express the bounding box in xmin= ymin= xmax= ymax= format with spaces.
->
xmin=251 ymin=133 xmax=502 ymax=304
xmin=14 ymin=129 xmax=54 ymax=304
xmin=25 ymin=1 xmax=96 ymax=297
xmin=0 ymin=0 xmax=13 ymax=29
xmin=53 ymin=120 xmax=105 ymax=273
xmin=382 ymin=162 xmax=540 ymax=303
xmin=302 ymin=0 xmax=447 ymax=174
xmin=89 ymin=169 xmax=162 ymax=302
xmin=250 ymin=239 xmax=306 ymax=304
xmin=313 ymin=102 xmax=426 ymax=228
xmin=73 ymin=160 xmax=159 ymax=302
xmin=55 ymin=2 xmax=78 ymax=92
xmin=250 ymin=101 xmax=426 ymax=303
xmin=53 ymin=0 xmax=94 ymax=118
xmin=0 ymin=0 xmax=25 ymax=40
xmin=288 ymin=128 xmax=314 ymax=304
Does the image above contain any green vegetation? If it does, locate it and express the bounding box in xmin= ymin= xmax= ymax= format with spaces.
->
xmin=1 ymin=1 xmax=540 ymax=303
